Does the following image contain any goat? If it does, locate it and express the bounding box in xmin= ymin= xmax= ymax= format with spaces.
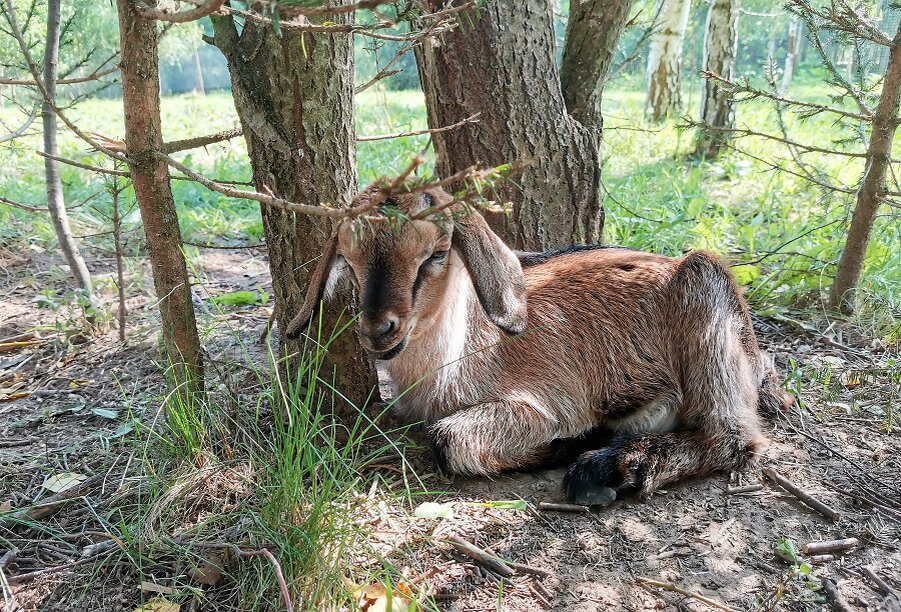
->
xmin=286 ymin=187 xmax=793 ymax=505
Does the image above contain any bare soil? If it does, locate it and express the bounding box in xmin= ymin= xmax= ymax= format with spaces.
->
xmin=1 ymin=246 xmax=899 ymax=611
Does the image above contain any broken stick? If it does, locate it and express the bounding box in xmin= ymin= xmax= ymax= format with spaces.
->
xmin=445 ymin=536 xmax=513 ymax=578
xmin=763 ymin=468 xmax=840 ymax=521
xmin=537 ymin=502 xmax=589 ymax=513
xmin=637 ymin=577 xmax=740 ymax=612
xmin=822 ymin=578 xmax=854 ymax=612
xmin=726 ymin=484 xmax=764 ymax=494
xmin=802 ymin=538 xmax=859 ymax=556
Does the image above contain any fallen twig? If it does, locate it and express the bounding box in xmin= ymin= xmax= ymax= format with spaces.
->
xmin=822 ymin=578 xmax=855 ymax=612
xmin=726 ymin=484 xmax=764 ymax=495
xmin=444 ymin=536 xmax=513 ymax=578
xmin=823 ymin=481 xmax=901 ymax=522
xmin=860 ymin=565 xmax=898 ymax=598
xmin=1 ymin=474 xmax=104 ymax=527
xmin=763 ymin=468 xmax=841 ymax=521
xmin=802 ymin=538 xmax=859 ymax=556
xmin=537 ymin=502 xmax=589 ymax=513
xmin=0 ymin=549 xmax=16 ymax=570
xmin=636 ymin=576 xmax=740 ymax=612
xmin=483 ymin=546 xmax=553 ymax=579
xmin=810 ymin=554 xmax=835 ymax=564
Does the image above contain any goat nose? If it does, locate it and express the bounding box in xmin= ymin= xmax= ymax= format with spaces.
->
xmin=365 ymin=314 xmax=399 ymax=341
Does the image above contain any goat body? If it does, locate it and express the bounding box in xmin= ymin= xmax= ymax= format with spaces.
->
xmin=287 ymin=189 xmax=793 ymax=504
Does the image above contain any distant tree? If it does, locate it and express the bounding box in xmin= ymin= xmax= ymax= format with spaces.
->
xmin=695 ymin=0 xmax=739 ymax=158
xmin=1 ymin=0 xmax=94 ymax=299
xmin=210 ymin=12 xmax=378 ymax=408
xmin=416 ymin=0 xmax=633 ymax=250
xmin=646 ymin=0 xmax=692 ymax=121
xmin=780 ymin=17 xmax=802 ymax=93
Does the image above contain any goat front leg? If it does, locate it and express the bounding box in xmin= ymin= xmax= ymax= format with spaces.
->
xmin=428 ymin=401 xmax=567 ymax=476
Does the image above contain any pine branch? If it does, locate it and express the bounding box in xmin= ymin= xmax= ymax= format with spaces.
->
xmin=701 ymin=71 xmax=874 ymax=122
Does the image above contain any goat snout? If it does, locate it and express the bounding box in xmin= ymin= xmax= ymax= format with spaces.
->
xmin=360 ymin=312 xmax=407 ymax=356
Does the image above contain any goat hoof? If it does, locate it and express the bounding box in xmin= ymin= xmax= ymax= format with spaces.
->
xmin=572 ymin=485 xmax=617 ymax=507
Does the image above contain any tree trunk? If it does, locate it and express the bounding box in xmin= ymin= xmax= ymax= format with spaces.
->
xmin=780 ymin=18 xmax=801 ymax=93
xmin=415 ymin=0 xmax=604 ymax=251
xmin=43 ymin=0 xmax=93 ymax=297
xmin=117 ymin=0 xmax=203 ymax=390
xmin=694 ymin=0 xmax=739 ymax=158
xmin=192 ymin=48 xmax=205 ymax=96
xmin=560 ymin=0 xmax=634 ymax=127
xmin=830 ymin=24 xmax=901 ymax=312
xmin=645 ymin=0 xmax=691 ymax=121
xmin=210 ymin=15 xmax=378 ymax=409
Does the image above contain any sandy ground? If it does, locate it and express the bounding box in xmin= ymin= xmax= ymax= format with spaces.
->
xmin=1 ymin=245 xmax=899 ymax=611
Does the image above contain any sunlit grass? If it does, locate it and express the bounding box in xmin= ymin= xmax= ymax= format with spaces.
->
xmin=1 ymin=75 xmax=899 ymax=340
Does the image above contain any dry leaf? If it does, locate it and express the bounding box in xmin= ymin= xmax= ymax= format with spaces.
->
xmin=348 ymin=580 xmax=414 ymax=612
xmin=135 ymin=597 xmax=179 ymax=612
xmin=42 ymin=472 xmax=88 ymax=493
xmin=188 ymin=553 xmax=224 ymax=586
xmin=0 ymin=500 xmax=12 ymax=512
xmin=68 ymin=379 xmax=91 ymax=389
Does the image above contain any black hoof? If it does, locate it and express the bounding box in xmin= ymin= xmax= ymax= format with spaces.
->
xmin=563 ymin=448 xmax=624 ymax=506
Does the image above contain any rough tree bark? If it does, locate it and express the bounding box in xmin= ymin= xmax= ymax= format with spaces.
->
xmin=415 ymin=0 xmax=612 ymax=251
xmin=830 ymin=23 xmax=901 ymax=312
xmin=117 ymin=0 xmax=203 ymax=390
xmin=645 ymin=0 xmax=692 ymax=121
xmin=43 ymin=0 xmax=93 ymax=297
xmin=210 ymin=14 xmax=378 ymax=408
xmin=560 ymin=0 xmax=635 ymax=127
xmin=695 ymin=0 xmax=739 ymax=158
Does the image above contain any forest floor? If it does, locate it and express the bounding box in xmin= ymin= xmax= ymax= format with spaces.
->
xmin=1 ymin=243 xmax=900 ymax=612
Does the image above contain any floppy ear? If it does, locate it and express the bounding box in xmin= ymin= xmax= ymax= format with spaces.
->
xmin=452 ymin=210 xmax=528 ymax=334
xmin=285 ymin=231 xmax=341 ymax=338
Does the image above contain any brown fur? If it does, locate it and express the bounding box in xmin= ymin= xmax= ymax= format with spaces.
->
xmin=286 ymin=188 xmax=794 ymax=504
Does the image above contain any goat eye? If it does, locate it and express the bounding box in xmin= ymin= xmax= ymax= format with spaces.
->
xmin=425 ymin=250 xmax=448 ymax=265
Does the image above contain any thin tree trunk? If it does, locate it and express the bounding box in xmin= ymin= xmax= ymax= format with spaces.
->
xmin=695 ymin=0 xmax=739 ymax=158
xmin=43 ymin=0 xmax=93 ymax=296
xmin=415 ymin=0 xmax=603 ymax=251
xmin=192 ymin=48 xmax=205 ymax=96
xmin=560 ymin=0 xmax=634 ymax=127
xmin=210 ymin=14 xmax=378 ymax=409
xmin=110 ymin=182 xmax=126 ymax=342
xmin=117 ymin=0 xmax=203 ymax=390
xmin=830 ymin=23 xmax=901 ymax=312
xmin=645 ymin=0 xmax=691 ymax=121
xmin=780 ymin=18 xmax=801 ymax=93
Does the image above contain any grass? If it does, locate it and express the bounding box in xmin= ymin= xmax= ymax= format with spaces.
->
xmin=2 ymin=78 xmax=899 ymax=340
xmin=82 ymin=318 xmax=429 ymax=611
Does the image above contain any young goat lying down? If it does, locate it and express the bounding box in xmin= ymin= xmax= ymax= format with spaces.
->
xmin=286 ymin=188 xmax=793 ymax=505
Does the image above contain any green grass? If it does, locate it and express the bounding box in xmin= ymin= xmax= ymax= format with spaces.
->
xmin=101 ymin=320 xmax=428 ymax=611
xmin=2 ymin=79 xmax=899 ymax=341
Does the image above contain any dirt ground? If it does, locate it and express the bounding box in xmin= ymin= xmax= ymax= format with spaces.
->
xmin=1 ymin=245 xmax=899 ymax=611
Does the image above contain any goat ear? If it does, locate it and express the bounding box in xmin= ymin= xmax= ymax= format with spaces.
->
xmin=452 ymin=211 xmax=528 ymax=334
xmin=285 ymin=231 xmax=340 ymax=339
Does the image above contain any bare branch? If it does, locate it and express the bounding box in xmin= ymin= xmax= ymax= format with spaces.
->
xmin=163 ymin=127 xmax=243 ymax=153
xmin=35 ymin=150 xmax=131 ymax=176
xmin=137 ymin=0 xmax=224 ymax=23
xmin=0 ymin=63 xmax=119 ymax=86
xmin=0 ymin=194 xmax=46 ymax=212
xmin=357 ymin=113 xmax=480 ymax=142
xmin=0 ymin=104 xmax=37 ymax=143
